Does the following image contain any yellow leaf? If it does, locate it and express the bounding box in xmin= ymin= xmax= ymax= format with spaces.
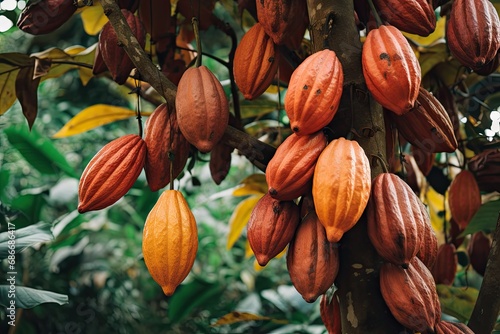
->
xmin=404 ymin=16 xmax=446 ymax=47
xmin=232 ymin=173 xmax=268 ymax=197
xmin=81 ymin=4 xmax=108 ymax=35
xmin=211 ymin=312 xmax=271 ymax=326
xmin=226 ymin=195 xmax=263 ymax=250
xmin=275 ymin=246 xmax=287 ymax=259
xmin=0 ymin=64 xmax=19 ymax=115
xmin=424 ymin=185 xmax=445 ymax=236
xmin=245 ymin=239 xmax=253 ymax=259
xmin=254 ymin=259 xmax=265 ymax=271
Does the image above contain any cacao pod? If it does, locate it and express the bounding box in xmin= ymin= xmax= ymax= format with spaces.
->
xmin=287 ymin=211 xmax=339 ymax=303
xmin=380 ymin=257 xmax=441 ymax=332
xmin=468 ymin=148 xmax=500 ymax=193
xmin=233 ymin=23 xmax=280 ymax=100
xmin=373 ymin=0 xmax=436 ymax=36
xmin=285 ymin=49 xmax=344 ymax=136
xmin=177 ymin=0 xmax=216 ymax=31
xmin=435 ymin=320 xmax=474 ymax=334
xmin=175 ymin=66 xmax=229 ymax=153
xmin=78 ymin=134 xmax=146 ymax=213
xmin=391 ymin=87 xmax=458 ymax=153
xmin=299 ymin=191 xmax=315 ymax=218
xmin=467 ymin=231 xmax=491 ymax=276
xmin=431 ymin=243 xmax=458 ymax=285
xmin=247 ymin=192 xmax=300 ymax=266
xmin=118 ymin=0 xmax=139 ymax=11
xmin=161 ymin=59 xmax=188 ymax=86
xmin=475 ymin=51 xmax=500 ymax=76
xmin=312 ymin=138 xmax=371 ymax=243
xmin=320 ymin=292 xmax=341 ymax=334
xmin=448 ymin=170 xmax=482 ymax=229
xmin=209 ymin=141 xmax=233 ymax=185
xmin=367 ymin=173 xmax=424 ymax=268
xmin=17 ymin=0 xmax=77 ymax=35
xmin=411 ymin=145 xmax=435 ymax=176
xmin=449 ymin=218 xmax=465 ymax=248
xmin=92 ymin=43 xmax=108 ymax=76
xmin=416 ymin=209 xmax=438 ymax=270
xmin=435 ymin=84 xmax=461 ymax=143
xmin=142 ymin=189 xmax=198 ymax=296
xmin=266 ymin=131 xmax=327 ymax=201
xmin=138 ymin=0 xmax=172 ymax=42
xmin=447 ymin=0 xmax=500 ymax=70
xmin=144 ymin=103 xmax=190 ymax=192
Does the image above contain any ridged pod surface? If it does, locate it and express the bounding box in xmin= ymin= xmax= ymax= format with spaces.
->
xmin=247 ymin=192 xmax=300 ymax=266
xmin=367 ymin=173 xmax=423 ymax=268
xmin=468 ymin=148 xmax=500 ymax=193
xmin=142 ymin=190 xmax=198 ymax=296
xmin=362 ymin=25 xmax=421 ymax=115
xmin=78 ymin=135 xmax=146 ymax=213
xmin=144 ymin=104 xmax=190 ymax=192
xmin=447 ymin=0 xmax=500 ymax=70
xmin=320 ymin=292 xmax=341 ymax=334
xmin=431 ymin=243 xmax=458 ymax=285
xmin=373 ymin=0 xmax=436 ymax=36
xmin=416 ymin=210 xmax=438 ymax=269
xmin=17 ymin=0 xmax=77 ymax=35
xmin=380 ymin=257 xmax=441 ymax=332
xmin=266 ymin=132 xmax=327 ymax=201
xmin=285 ymin=49 xmax=344 ymax=136
xmin=435 ymin=320 xmax=474 ymax=334
xmin=448 ymin=170 xmax=482 ymax=229
xmin=467 ymin=232 xmax=491 ymax=276
xmin=287 ymin=212 xmax=339 ymax=303
xmin=312 ymin=138 xmax=371 ymax=243
xmin=176 ymin=66 xmax=229 ymax=153
xmin=234 ymin=23 xmax=280 ymax=100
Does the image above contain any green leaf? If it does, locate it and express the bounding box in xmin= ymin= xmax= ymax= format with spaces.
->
xmin=0 ymin=222 xmax=53 ymax=258
xmin=11 ymin=193 xmax=47 ymax=228
xmin=437 ymin=285 xmax=479 ymax=323
xmin=460 ymin=200 xmax=500 ymax=237
xmin=0 ymin=286 xmax=68 ymax=309
xmin=0 ymin=169 xmax=10 ymax=201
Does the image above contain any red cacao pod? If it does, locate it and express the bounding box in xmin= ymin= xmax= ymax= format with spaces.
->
xmin=287 ymin=211 xmax=339 ymax=303
xmin=138 ymin=0 xmax=172 ymax=43
xmin=373 ymin=0 xmax=436 ymax=36
xmin=475 ymin=51 xmax=500 ymax=76
xmin=362 ymin=25 xmax=421 ymax=115
xmin=285 ymin=49 xmax=344 ymax=136
xmin=209 ymin=141 xmax=233 ymax=185
xmin=448 ymin=170 xmax=482 ymax=229
xmin=78 ymin=134 xmax=146 ymax=213
xmin=320 ymin=292 xmax=341 ymax=334
xmin=411 ymin=145 xmax=435 ymax=176
xmin=92 ymin=43 xmax=108 ymax=76
xmin=468 ymin=149 xmax=500 ymax=193
xmin=247 ymin=192 xmax=301 ymax=266
xmin=416 ymin=210 xmax=438 ymax=270
xmin=17 ymin=0 xmax=77 ymax=35
xmin=175 ymin=66 xmax=229 ymax=153
xmin=467 ymin=231 xmax=491 ymax=276
xmin=435 ymin=320 xmax=474 ymax=334
xmin=266 ymin=131 xmax=327 ymax=201
xmin=431 ymin=243 xmax=458 ymax=285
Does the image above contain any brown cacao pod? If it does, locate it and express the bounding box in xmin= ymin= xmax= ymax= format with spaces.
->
xmin=287 ymin=211 xmax=339 ymax=303
xmin=299 ymin=191 xmax=315 ymax=218
xmin=144 ymin=103 xmax=190 ymax=192
xmin=320 ymin=292 xmax=341 ymax=334
xmin=266 ymin=132 xmax=327 ymax=201
xmin=447 ymin=0 xmax=500 ymax=70
xmin=475 ymin=51 xmax=500 ymax=76
xmin=161 ymin=59 xmax=187 ymax=86
xmin=468 ymin=148 xmax=500 ymax=193
xmin=362 ymin=25 xmax=421 ymax=115
xmin=380 ymin=257 xmax=441 ymax=332
xmin=138 ymin=0 xmax=172 ymax=42
xmin=467 ymin=231 xmax=491 ymax=276
xmin=373 ymin=0 xmax=436 ymax=36
xmin=92 ymin=43 xmax=108 ymax=76
xmin=143 ymin=189 xmax=198 ymax=296
xmin=285 ymin=49 xmax=344 ymax=136
xmin=448 ymin=170 xmax=482 ymax=229
xmin=99 ymin=9 xmax=146 ymax=85
xmin=391 ymin=87 xmax=458 ymax=153
xmin=78 ymin=134 xmax=146 ymax=213
xmin=17 ymin=0 xmax=77 ymax=35
xmin=209 ymin=141 xmax=233 ymax=185
xmin=247 ymin=192 xmax=301 ymax=266
xmin=233 ymin=23 xmax=280 ymax=100
xmin=435 ymin=84 xmax=461 ymax=143
xmin=416 ymin=210 xmax=438 ymax=270
xmin=312 ymin=138 xmax=371 ymax=243
xmin=431 ymin=243 xmax=458 ymax=285
xmin=435 ymin=320 xmax=474 ymax=334
xmin=175 ymin=66 xmax=229 ymax=153
xmin=411 ymin=145 xmax=435 ymax=176
xmin=177 ymin=0 xmax=216 ymax=31
xmin=367 ymin=173 xmax=424 ymax=268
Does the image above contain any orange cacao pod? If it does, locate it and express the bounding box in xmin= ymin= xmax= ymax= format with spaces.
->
xmin=373 ymin=0 xmax=436 ymax=36
xmin=266 ymin=132 xmax=327 ymax=201
xmin=17 ymin=0 xmax=77 ymax=35
xmin=285 ymin=49 xmax=344 ymax=136
xmin=367 ymin=173 xmax=424 ymax=268
xmin=446 ymin=0 xmax=500 ymax=70
xmin=176 ymin=66 xmax=229 ymax=153
xmin=416 ymin=211 xmax=438 ymax=270
xmin=320 ymin=292 xmax=341 ymax=334
xmin=411 ymin=145 xmax=435 ymax=176
xmin=380 ymin=257 xmax=441 ymax=332
xmin=467 ymin=232 xmax=491 ymax=276
xmin=435 ymin=320 xmax=474 ymax=334
xmin=448 ymin=170 xmax=482 ymax=229
xmin=142 ymin=189 xmax=198 ymax=296
xmin=312 ymin=138 xmax=371 ymax=243
xmin=391 ymin=87 xmax=458 ymax=153
xmin=144 ymin=104 xmax=190 ymax=192
xmin=362 ymin=25 xmax=421 ymax=115
xmin=247 ymin=192 xmax=300 ymax=266
xmin=431 ymin=243 xmax=457 ymax=285
xmin=233 ymin=23 xmax=280 ymax=100
xmin=287 ymin=211 xmax=339 ymax=303
xmin=78 ymin=134 xmax=146 ymax=213
xmin=209 ymin=141 xmax=233 ymax=185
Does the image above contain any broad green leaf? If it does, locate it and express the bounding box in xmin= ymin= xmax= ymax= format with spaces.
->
xmin=227 ymin=195 xmax=262 ymax=250
xmin=0 ymin=63 xmax=20 ymax=115
xmin=0 ymin=169 xmax=10 ymax=201
xmin=11 ymin=193 xmax=47 ymax=228
xmin=460 ymin=200 xmax=500 ymax=236
xmin=53 ymin=104 xmax=138 ymax=138
xmin=404 ymin=17 xmax=446 ymax=47
xmin=0 ymin=286 xmax=68 ymax=309
xmin=232 ymin=173 xmax=268 ymax=197
xmin=212 ymin=312 xmax=271 ymax=326
xmin=3 ymin=124 xmax=77 ymax=177
xmin=81 ymin=4 xmax=108 ymax=35
xmin=0 ymin=222 xmax=53 ymax=258
xmin=437 ymin=285 xmax=479 ymax=323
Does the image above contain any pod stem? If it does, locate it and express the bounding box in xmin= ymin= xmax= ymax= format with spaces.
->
xmin=192 ymin=17 xmax=202 ymax=67
xmin=371 ymin=153 xmax=389 ymax=173
xmin=366 ymin=0 xmax=383 ymax=28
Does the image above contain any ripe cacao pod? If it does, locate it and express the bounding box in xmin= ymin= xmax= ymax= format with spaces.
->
xmin=411 ymin=145 xmax=435 ymax=176
xmin=468 ymin=148 xmax=500 ymax=193
xmin=391 ymin=87 xmax=458 ymax=153
xmin=234 ymin=23 xmax=280 ymax=100
xmin=138 ymin=0 xmax=172 ymax=42
xmin=380 ymin=257 xmax=440 ymax=332
xmin=435 ymin=320 xmax=474 ymax=334
xmin=78 ymin=134 xmax=146 ymax=213
xmin=447 ymin=0 xmax=500 ymax=70
xmin=431 ymin=243 xmax=458 ymax=285
xmin=161 ymin=59 xmax=187 ymax=86
xmin=209 ymin=141 xmax=233 ymax=185
xmin=416 ymin=210 xmax=438 ymax=270
xmin=475 ymin=51 xmax=500 ymax=76
xmin=142 ymin=189 xmax=198 ymax=296
xmin=247 ymin=192 xmax=300 ymax=266
xmin=449 ymin=218 xmax=465 ymax=248
xmin=285 ymin=49 xmax=344 ymax=136
xmin=177 ymin=0 xmax=216 ymax=31
xmin=144 ymin=103 xmax=190 ymax=192
xmin=312 ymin=138 xmax=371 ymax=243
xmin=362 ymin=25 xmax=421 ymax=115
xmin=320 ymin=292 xmax=341 ymax=334
xmin=467 ymin=231 xmax=491 ymax=276
xmin=287 ymin=211 xmax=339 ymax=303
xmin=367 ymin=173 xmax=424 ymax=268
xmin=266 ymin=131 xmax=327 ymax=201
xmin=299 ymin=191 xmax=315 ymax=218
xmin=175 ymin=66 xmax=229 ymax=153
xmin=448 ymin=170 xmax=482 ymax=229
xmin=373 ymin=0 xmax=436 ymax=36
xmin=17 ymin=0 xmax=77 ymax=35
xmin=92 ymin=43 xmax=108 ymax=76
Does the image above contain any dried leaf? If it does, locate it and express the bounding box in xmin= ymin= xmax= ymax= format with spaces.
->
xmin=212 ymin=312 xmax=270 ymax=326
xmin=15 ymin=66 xmax=41 ymax=130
